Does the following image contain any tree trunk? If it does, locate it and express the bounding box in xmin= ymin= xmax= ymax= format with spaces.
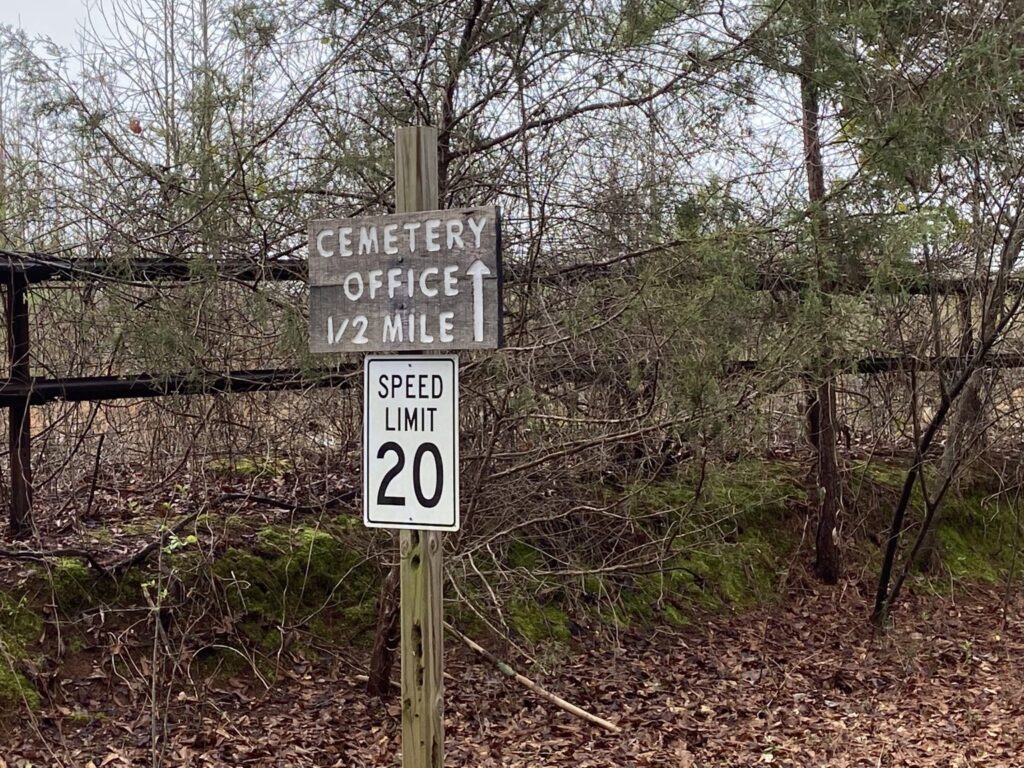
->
xmin=873 ymin=214 xmax=1024 ymax=625
xmin=366 ymin=563 xmax=400 ymax=699
xmin=916 ymin=258 xmax=996 ymax=571
xmin=811 ymin=379 xmax=841 ymax=582
xmin=800 ymin=0 xmax=842 ymax=583
xmin=914 ymin=353 xmax=985 ymax=570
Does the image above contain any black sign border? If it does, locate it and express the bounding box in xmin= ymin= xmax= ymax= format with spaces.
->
xmin=363 ymin=355 xmax=458 ymax=529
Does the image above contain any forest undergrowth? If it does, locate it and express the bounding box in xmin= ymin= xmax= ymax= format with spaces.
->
xmin=1 ymin=452 xmax=1021 ymax=766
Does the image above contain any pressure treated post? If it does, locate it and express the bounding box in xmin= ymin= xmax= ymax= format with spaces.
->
xmin=5 ymin=272 xmax=32 ymax=539
xmin=396 ymin=125 xmax=444 ymax=768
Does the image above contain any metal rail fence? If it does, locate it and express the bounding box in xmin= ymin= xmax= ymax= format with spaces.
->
xmin=0 ymin=252 xmax=356 ymax=538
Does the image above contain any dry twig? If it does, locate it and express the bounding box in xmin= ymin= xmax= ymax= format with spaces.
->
xmin=444 ymin=621 xmax=622 ymax=734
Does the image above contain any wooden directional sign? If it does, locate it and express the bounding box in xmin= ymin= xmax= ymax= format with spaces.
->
xmin=308 ymin=207 xmax=502 ymax=353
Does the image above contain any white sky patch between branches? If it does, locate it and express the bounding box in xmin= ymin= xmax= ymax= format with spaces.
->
xmin=2 ymin=0 xmax=95 ymax=47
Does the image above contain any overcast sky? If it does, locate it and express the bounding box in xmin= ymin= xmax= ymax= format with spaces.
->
xmin=2 ymin=0 xmax=95 ymax=47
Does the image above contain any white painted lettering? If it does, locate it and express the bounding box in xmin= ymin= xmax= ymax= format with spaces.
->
xmin=419 ymin=267 xmax=439 ymax=297
xmin=316 ymin=229 xmax=335 ymax=258
xmin=445 ymin=220 xmax=464 ymax=249
xmin=338 ymin=227 xmax=353 ymax=257
xmin=439 ymin=311 xmax=454 ymax=342
xmin=403 ymin=222 xmax=421 ymax=251
xmin=358 ymin=226 xmax=378 ymax=255
xmin=467 ymin=216 xmax=487 ymax=247
xmin=424 ymin=219 xmax=441 ymax=252
xmin=327 ymin=316 xmax=349 ymax=344
xmin=443 ymin=265 xmax=459 ymax=296
xmin=343 ymin=271 xmax=364 ymax=300
xmin=387 ymin=268 xmax=403 ymax=298
xmin=419 ymin=313 xmax=434 ymax=343
xmin=466 ymin=260 xmax=491 ymax=342
xmin=352 ymin=315 xmax=368 ymax=344
xmin=382 ymin=224 xmax=398 ymax=254
xmin=383 ymin=314 xmax=403 ymax=342
xmin=368 ymin=269 xmax=383 ymax=299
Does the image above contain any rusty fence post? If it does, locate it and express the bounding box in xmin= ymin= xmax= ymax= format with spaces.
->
xmin=6 ymin=271 xmax=32 ymax=538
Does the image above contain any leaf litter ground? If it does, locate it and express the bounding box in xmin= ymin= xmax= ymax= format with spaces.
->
xmin=4 ymin=582 xmax=1024 ymax=767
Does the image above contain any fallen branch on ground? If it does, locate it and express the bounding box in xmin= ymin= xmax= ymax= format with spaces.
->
xmin=111 ymin=509 xmax=202 ymax=574
xmin=214 ymin=489 xmax=357 ymax=515
xmin=0 ymin=509 xmax=202 ymax=577
xmin=0 ymin=546 xmax=110 ymax=576
xmin=444 ymin=620 xmax=621 ymax=734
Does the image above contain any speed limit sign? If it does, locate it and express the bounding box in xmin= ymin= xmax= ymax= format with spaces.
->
xmin=363 ymin=355 xmax=459 ymax=530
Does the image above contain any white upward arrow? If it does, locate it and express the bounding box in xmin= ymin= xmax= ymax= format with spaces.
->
xmin=466 ymin=260 xmax=491 ymax=342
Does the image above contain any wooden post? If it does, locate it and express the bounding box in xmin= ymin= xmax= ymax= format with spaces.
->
xmin=400 ymin=528 xmax=444 ymax=767
xmin=395 ymin=126 xmax=444 ymax=768
xmin=5 ymin=272 xmax=32 ymax=539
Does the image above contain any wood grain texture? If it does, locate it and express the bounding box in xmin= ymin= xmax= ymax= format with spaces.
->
xmin=395 ymin=125 xmax=445 ymax=768
xmin=308 ymin=207 xmax=501 ymax=353
xmin=395 ymin=127 xmax=437 ymax=214
xmin=400 ymin=529 xmax=445 ymax=768
xmin=308 ymin=122 xmax=501 ymax=354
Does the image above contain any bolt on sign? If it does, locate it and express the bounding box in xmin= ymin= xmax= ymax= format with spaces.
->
xmin=308 ymin=207 xmax=502 ymax=353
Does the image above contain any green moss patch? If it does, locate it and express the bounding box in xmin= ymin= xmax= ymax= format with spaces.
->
xmin=207 ymin=456 xmax=291 ymax=479
xmin=214 ymin=525 xmax=376 ymax=649
xmin=506 ymin=539 xmax=543 ymax=571
xmin=0 ymin=521 xmax=377 ymax=697
xmin=850 ymin=459 xmax=1022 ymax=585
xmin=615 ymin=460 xmax=799 ymax=621
xmin=46 ymin=558 xmax=144 ymax=613
xmin=934 ymin=491 xmax=1020 ymax=584
xmin=631 ymin=459 xmax=802 ymax=521
xmin=0 ymin=593 xmax=42 ymax=647
xmin=682 ymin=527 xmax=788 ymax=608
xmin=0 ymin=664 xmax=39 ymax=713
xmin=850 ymin=459 xmax=912 ymax=490
xmin=0 ymin=592 xmax=43 ymax=713
xmin=507 ymin=599 xmax=571 ymax=643
xmin=473 ymin=460 xmax=806 ymax=638
xmin=489 ymin=459 xmax=805 ymax=637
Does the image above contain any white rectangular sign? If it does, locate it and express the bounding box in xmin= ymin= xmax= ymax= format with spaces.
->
xmin=363 ymin=355 xmax=459 ymax=530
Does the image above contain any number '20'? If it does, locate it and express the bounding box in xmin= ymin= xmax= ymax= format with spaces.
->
xmin=376 ymin=441 xmax=443 ymax=507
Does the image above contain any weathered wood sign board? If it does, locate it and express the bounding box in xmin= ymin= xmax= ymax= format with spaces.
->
xmin=308 ymin=207 xmax=502 ymax=353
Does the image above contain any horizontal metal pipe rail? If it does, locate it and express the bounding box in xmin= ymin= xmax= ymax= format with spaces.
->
xmin=725 ymin=353 xmax=1024 ymax=375
xmin=4 ymin=250 xmax=1020 ymax=295
xmin=0 ymin=367 xmax=357 ymax=408
xmin=2 ymin=249 xmax=1022 ymax=537
xmin=0 ymin=253 xmax=315 ymax=538
xmin=0 ymin=252 xmax=305 ymax=284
